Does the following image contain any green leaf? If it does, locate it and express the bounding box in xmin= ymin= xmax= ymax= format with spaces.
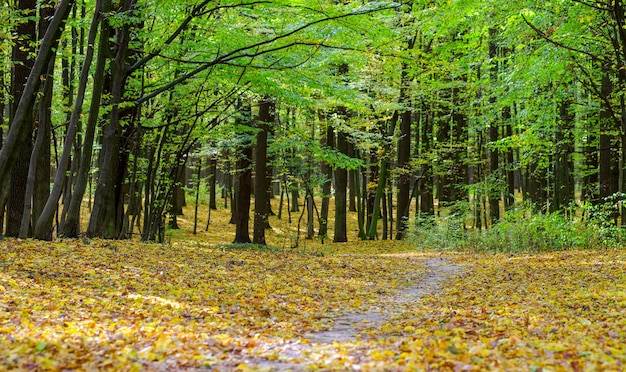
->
xmin=35 ymin=342 xmax=47 ymax=353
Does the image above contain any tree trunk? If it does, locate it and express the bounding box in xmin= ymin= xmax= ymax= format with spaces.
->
xmin=62 ymin=0 xmax=111 ymax=237
xmin=319 ymin=115 xmax=334 ymax=238
xmin=0 ymin=0 xmax=73 ymax=200
xmin=87 ymin=0 xmax=136 ymax=239
xmin=419 ymin=106 xmax=435 ymax=222
xmin=333 ymin=130 xmax=349 ymax=242
xmin=253 ymin=98 xmax=274 ymax=245
xmin=504 ymin=107 xmax=515 ymax=209
xmin=35 ymin=0 xmax=105 ymax=239
xmin=233 ymin=102 xmax=253 ymax=244
xmin=208 ymin=156 xmax=217 ymax=210
xmin=395 ymin=107 xmax=412 ymax=239
xmin=6 ymin=0 xmax=37 ymax=237
xmin=599 ymin=73 xmax=618 ymax=200
xmin=552 ymin=99 xmax=575 ymax=212
xmin=31 ymin=1 xmax=55 ymax=237
xmin=348 ymin=142 xmax=357 ymax=212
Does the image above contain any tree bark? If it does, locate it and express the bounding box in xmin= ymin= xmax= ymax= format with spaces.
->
xmin=395 ymin=108 xmax=412 ymax=239
xmin=319 ymin=114 xmax=334 ymax=238
xmin=208 ymin=156 xmax=218 ymax=210
xmin=333 ymin=130 xmax=349 ymax=242
xmin=253 ymin=98 xmax=274 ymax=245
xmin=62 ymin=0 xmax=111 ymax=237
xmin=87 ymin=0 xmax=136 ymax=238
xmin=233 ymin=102 xmax=253 ymax=244
xmin=35 ymin=0 xmax=105 ymax=239
xmin=6 ymin=0 xmax=37 ymax=237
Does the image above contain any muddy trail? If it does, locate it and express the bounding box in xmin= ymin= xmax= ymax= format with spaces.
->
xmin=226 ymin=256 xmax=466 ymax=371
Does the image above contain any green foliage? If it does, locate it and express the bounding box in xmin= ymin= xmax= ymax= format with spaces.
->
xmin=409 ymin=202 xmax=471 ymax=251
xmin=477 ymin=208 xmax=585 ymax=253
xmin=581 ymin=193 xmax=626 ymax=246
xmin=409 ymin=199 xmax=626 ymax=253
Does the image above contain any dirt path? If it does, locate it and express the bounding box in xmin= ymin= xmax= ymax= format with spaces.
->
xmin=236 ymin=256 xmax=466 ymax=370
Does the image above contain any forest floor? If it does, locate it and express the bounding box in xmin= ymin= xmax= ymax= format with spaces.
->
xmin=0 ymin=202 xmax=625 ymax=370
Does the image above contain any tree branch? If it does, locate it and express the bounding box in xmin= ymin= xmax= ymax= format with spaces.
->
xmin=134 ymin=3 xmax=400 ymax=105
xmin=520 ymin=13 xmax=606 ymax=64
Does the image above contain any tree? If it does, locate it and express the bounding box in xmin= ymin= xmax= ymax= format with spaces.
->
xmin=0 ymin=0 xmax=74 ymax=236
xmin=253 ymin=98 xmax=274 ymax=245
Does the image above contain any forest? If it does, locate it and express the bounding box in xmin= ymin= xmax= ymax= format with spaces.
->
xmin=1 ymin=0 xmax=625 ymax=370
xmin=1 ymin=0 xmax=626 ymax=243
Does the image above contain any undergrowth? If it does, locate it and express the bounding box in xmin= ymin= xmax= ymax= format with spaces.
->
xmin=409 ymin=201 xmax=625 ymax=253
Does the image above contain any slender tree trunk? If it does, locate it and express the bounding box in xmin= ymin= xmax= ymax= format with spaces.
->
xmin=306 ymin=187 xmax=315 ymax=239
xmin=348 ymin=142 xmax=357 ymax=213
xmin=396 ymin=107 xmax=412 ymax=239
xmin=0 ymin=0 xmax=73 ymax=199
xmin=599 ymin=73 xmax=617 ymax=199
xmin=35 ymin=0 xmax=105 ymax=239
xmin=319 ymin=114 xmax=334 ymax=238
xmin=334 ymin=130 xmax=349 ymax=242
xmin=552 ymin=99 xmax=575 ymax=212
xmin=419 ymin=107 xmax=435 ymax=222
xmin=367 ymin=113 xmax=398 ymax=239
xmin=504 ymin=107 xmax=515 ymax=209
xmin=20 ymin=49 xmax=54 ymax=238
xmin=193 ymin=158 xmax=201 ymax=234
xmin=488 ymin=121 xmax=500 ymax=224
xmin=62 ymin=0 xmax=110 ymax=237
xmin=209 ymin=156 xmax=217 ymax=210
xmin=87 ymin=0 xmax=136 ymax=239
xmin=488 ymin=31 xmax=500 ymax=224
xmin=31 ymin=1 xmax=55 ymax=237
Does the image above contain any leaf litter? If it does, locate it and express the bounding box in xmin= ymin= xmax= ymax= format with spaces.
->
xmin=1 ymin=236 xmax=625 ymax=371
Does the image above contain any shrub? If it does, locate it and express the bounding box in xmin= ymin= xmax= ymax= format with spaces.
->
xmin=408 ymin=200 xmax=624 ymax=253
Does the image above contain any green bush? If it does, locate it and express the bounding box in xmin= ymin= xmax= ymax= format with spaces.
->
xmin=408 ymin=200 xmax=624 ymax=253
xmin=409 ymin=206 xmax=469 ymax=251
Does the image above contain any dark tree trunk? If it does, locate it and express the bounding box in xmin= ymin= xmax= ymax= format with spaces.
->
xmin=599 ymin=73 xmax=618 ymax=199
xmin=87 ymin=0 xmax=136 ymax=239
xmin=419 ymin=106 xmax=435 ymax=221
xmin=62 ymin=0 xmax=111 ymax=237
xmin=552 ymin=99 xmax=575 ymax=212
xmin=233 ymin=102 xmax=253 ymax=244
xmin=419 ymin=182 xmax=434 ymax=223
xmin=233 ymin=146 xmax=253 ymax=244
xmin=348 ymin=142 xmax=357 ymax=213
xmin=319 ymin=116 xmax=334 ymax=238
xmin=504 ymin=107 xmax=515 ymax=209
xmin=253 ymin=98 xmax=274 ymax=245
xmin=20 ymin=60 xmax=54 ymax=239
xmin=31 ymin=1 xmax=55 ymax=237
xmin=395 ymin=107 xmax=411 ymax=239
xmin=209 ymin=156 xmax=218 ymax=210
xmin=6 ymin=0 xmax=37 ymax=237
xmin=168 ymin=164 xmax=186 ymax=229
xmin=35 ymin=0 xmax=106 ymax=240
xmin=0 ymin=0 xmax=73 ymax=202
xmin=334 ymin=130 xmax=349 ymax=242
xmin=488 ymin=122 xmax=500 ymax=224
xmin=488 ymin=29 xmax=500 ymax=224
xmin=367 ymin=113 xmax=398 ymax=240
xmin=366 ymin=148 xmax=378 ymax=228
